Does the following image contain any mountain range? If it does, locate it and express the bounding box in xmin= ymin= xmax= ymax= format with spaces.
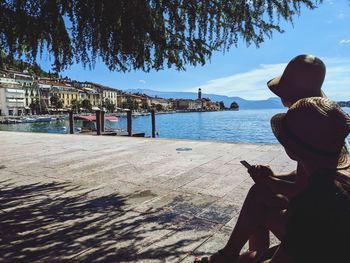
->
xmin=126 ymin=89 xmax=284 ymax=109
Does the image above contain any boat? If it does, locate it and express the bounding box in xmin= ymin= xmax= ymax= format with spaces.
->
xmin=132 ymin=112 xmax=143 ymax=117
xmin=35 ymin=117 xmax=53 ymax=122
xmin=21 ymin=117 xmax=36 ymax=123
xmin=73 ymin=115 xmax=144 ymax=137
xmin=74 ymin=115 xmax=120 ymax=133
xmin=1 ymin=118 xmax=22 ymax=124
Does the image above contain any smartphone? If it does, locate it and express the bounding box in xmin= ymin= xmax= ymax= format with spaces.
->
xmin=240 ymin=160 xmax=252 ymax=169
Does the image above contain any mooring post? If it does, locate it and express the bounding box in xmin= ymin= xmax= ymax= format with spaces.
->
xmin=127 ymin=110 xmax=132 ymax=136
xmin=96 ymin=110 xmax=101 ymax=135
xmin=69 ymin=110 xmax=74 ymax=134
xmin=151 ymin=109 xmax=156 ymax=138
xmin=101 ymin=110 xmax=105 ymax=133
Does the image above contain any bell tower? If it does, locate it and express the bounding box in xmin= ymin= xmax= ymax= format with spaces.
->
xmin=198 ymin=88 xmax=202 ymax=100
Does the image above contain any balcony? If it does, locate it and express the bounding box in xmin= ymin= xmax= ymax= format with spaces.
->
xmin=7 ymin=98 xmax=25 ymax=107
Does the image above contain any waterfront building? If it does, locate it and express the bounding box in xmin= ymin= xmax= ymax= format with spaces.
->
xmin=49 ymin=81 xmax=80 ymax=108
xmin=199 ymin=98 xmax=222 ymax=111
xmin=147 ymin=97 xmax=172 ymax=110
xmin=6 ymin=70 xmax=34 ymax=87
xmin=0 ymin=69 xmax=39 ymax=113
xmin=102 ymin=87 xmax=119 ymax=109
xmin=73 ymin=82 xmax=102 ymax=108
xmin=174 ymin=99 xmax=202 ymax=110
xmin=117 ymin=92 xmax=128 ymax=109
xmin=0 ymin=77 xmax=25 ymax=116
xmin=85 ymin=82 xmax=120 ymax=109
xmin=207 ymin=101 xmax=221 ymax=111
xmin=38 ymin=81 xmax=52 ymax=108
xmin=120 ymin=93 xmax=148 ymax=110
xmin=23 ymin=82 xmax=41 ymax=114
xmin=84 ymin=88 xmax=100 ymax=108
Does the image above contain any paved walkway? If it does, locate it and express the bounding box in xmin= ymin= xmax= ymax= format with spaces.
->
xmin=0 ymin=131 xmax=295 ymax=262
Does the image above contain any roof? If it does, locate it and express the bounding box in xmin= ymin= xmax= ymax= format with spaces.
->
xmin=74 ymin=115 xmax=118 ymax=122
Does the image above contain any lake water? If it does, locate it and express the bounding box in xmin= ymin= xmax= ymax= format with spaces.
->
xmin=1 ymin=108 xmax=349 ymax=144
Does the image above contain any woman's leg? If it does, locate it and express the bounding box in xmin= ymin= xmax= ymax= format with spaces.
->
xmin=195 ymin=184 xmax=288 ymax=263
xmin=262 ymin=246 xmax=296 ymax=263
xmin=248 ymin=226 xmax=270 ymax=252
xmin=222 ymin=184 xmax=288 ymax=257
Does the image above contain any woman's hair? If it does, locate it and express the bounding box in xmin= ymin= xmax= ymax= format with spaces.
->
xmin=334 ymin=172 xmax=350 ymax=200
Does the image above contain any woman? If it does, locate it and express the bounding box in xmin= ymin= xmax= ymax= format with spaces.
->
xmin=263 ymin=97 xmax=350 ymax=262
xmin=195 ymin=97 xmax=350 ymax=263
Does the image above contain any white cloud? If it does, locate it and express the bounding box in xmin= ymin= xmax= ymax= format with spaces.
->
xmin=139 ymin=79 xmax=146 ymax=84
xmin=339 ymin=39 xmax=350 ymax=45
xmin=322 ymin=57 xmax=350 ymax=101
xmin=337 ymin=12 xmax=345 ymax=19
xmin=188 ymin=63 xmax=286 ymax=100
xmin=188 ymin=57 xmax=350 ymax=101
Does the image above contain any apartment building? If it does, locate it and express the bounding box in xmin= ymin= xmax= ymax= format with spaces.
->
xmin=0 ymin=77 xmax=25 ymax=116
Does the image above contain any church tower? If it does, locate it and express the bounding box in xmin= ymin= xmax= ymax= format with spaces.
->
xmin=198 ymin=88 xmax=202 ymax=100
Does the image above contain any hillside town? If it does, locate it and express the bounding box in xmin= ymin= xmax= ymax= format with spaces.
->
xmin=0 ymin=68 xmax=231 ymax=117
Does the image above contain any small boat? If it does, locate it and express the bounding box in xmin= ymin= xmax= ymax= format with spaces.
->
xmin=21 ymin=117 xmax=36 ymax=123
xmin=74 ymin=115 xmax=119 ymax=122
xmin=74 ymin=115 xmax=119 ymax=133
xmin=132 ymin=112 xmax=142 ymax=117
xmin=35 ymin=117 xmax=53 ymax=123
xmin=1 ymin=118 xmax=22 ymax=124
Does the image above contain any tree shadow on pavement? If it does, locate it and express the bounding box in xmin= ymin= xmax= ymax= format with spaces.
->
xmin=0 ymin=179 xmax=209 ymax=262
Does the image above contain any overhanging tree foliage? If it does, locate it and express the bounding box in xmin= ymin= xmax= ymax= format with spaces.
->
xmin=0 ymin=0 xmax=322 ymax=72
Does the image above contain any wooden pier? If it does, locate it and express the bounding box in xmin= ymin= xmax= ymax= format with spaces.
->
xmin=0 ymin=131 xmax=295 ymax=262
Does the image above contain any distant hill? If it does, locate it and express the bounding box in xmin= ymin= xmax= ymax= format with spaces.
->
xmin=338 ymin=101 xmax=350 ymax=107
xmin=127 ymin=89 xmax=284 ymax=109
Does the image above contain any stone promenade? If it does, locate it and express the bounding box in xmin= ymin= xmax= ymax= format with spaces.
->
xmin=0 ymin=131 xmax=295 ymax=262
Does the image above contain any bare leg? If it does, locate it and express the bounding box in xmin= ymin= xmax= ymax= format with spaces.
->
xmin=222 ymin=184 xmax=288 ymax=257
xmin=249 ymin=226 xmax=269 ymax=252
xmin=195 ymin=184 xmax=288 ymax=263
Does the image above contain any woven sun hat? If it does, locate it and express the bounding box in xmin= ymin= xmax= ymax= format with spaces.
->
xmin=271 ymin=97 xmax=350 ymax=172
xmin=267 ymin=55 xmax=326 ymax=103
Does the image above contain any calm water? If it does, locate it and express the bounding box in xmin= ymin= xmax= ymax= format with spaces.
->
xmin=1 ymin=108 xmax=350 ymax=144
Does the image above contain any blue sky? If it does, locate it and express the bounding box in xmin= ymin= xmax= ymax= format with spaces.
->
xmin=39 ymin=0 xmax=350 ymax=100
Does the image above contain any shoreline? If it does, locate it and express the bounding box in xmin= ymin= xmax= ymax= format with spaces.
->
xmin=0 ymin=129 xmax=278 ymax=145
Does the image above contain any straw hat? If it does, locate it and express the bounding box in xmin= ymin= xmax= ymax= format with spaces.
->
xmin=271 ymin=97 xmax=350 ymax=171
xmin=267 ymin=55 xmax=326 ymax=103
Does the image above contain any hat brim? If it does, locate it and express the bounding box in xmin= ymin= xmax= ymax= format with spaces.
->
xmin=267 ymin=76 xmax=326 ymax=101
xmin=267 ymin=76 xmax=284 ymax=98
xmin=271 ymin=113 xmax=350 ymax=172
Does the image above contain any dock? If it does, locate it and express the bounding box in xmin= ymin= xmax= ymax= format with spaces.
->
xmin=0 ymin=131 xmax=295 ymax=262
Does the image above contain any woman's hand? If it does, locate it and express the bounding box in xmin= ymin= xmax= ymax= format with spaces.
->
xmin=248 ymin=165 xmax=274 ymax=185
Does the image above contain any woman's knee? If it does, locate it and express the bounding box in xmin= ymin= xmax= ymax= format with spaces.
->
xmin=247 ymin=183 xmax=269 ymax=201
xmin=246 ymin=184 xmax=288 ymax=208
